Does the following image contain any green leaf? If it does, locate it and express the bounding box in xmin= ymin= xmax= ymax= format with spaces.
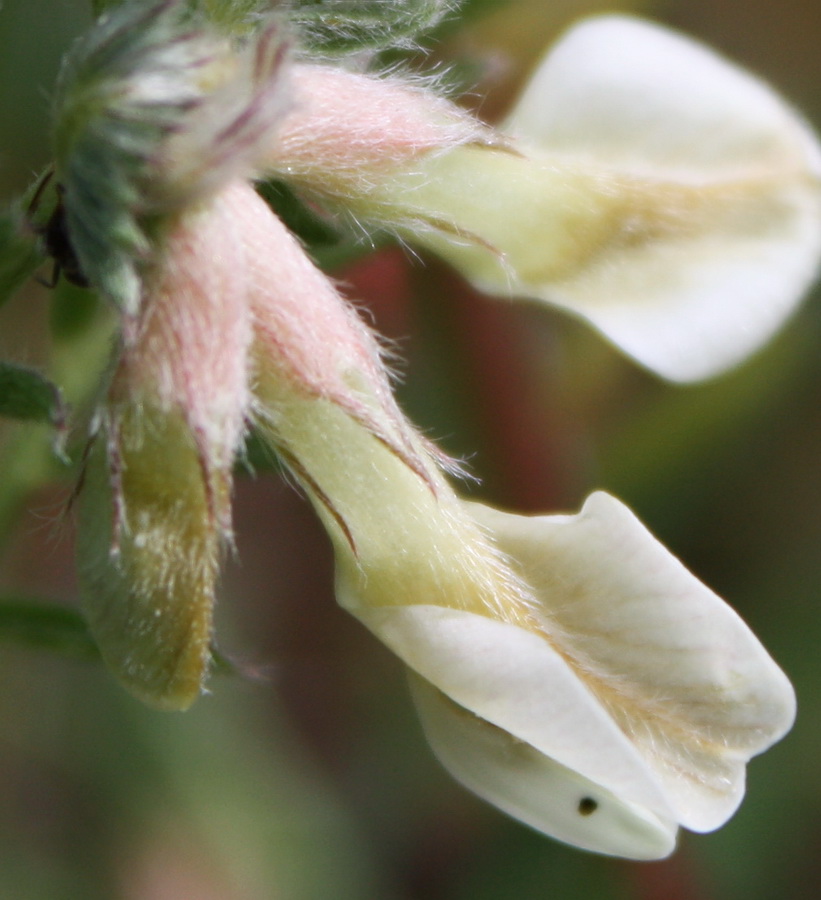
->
xmin=0 ymin=206 xmax=43 ymax=309
xmin=0 ymin=600 xmax=100 ymax=661
xmin=289 ymin=0 xmax=457 ymax=55
xmin=0 ymin=361 xmax=66 ymax=426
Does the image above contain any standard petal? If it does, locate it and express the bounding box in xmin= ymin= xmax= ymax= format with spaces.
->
xmin=466 ymin=492 xmax=796 ymax=832
xmin=499 ymin=15 xmax=821 ymax=380
xmin=409 ymin=675 xmax=678 ymax=860
xmin=505 ymin=16 xmax=821 ymax=178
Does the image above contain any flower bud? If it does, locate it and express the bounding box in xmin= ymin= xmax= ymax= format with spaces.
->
xmin=77 ymin=405 xmax=221 ymax=710
xmin=77 ymin=187 xmax=254 ymax=709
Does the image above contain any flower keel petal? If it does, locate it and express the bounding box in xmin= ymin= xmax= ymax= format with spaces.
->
xmin=410 ymin=675 xmax=678 ymax=860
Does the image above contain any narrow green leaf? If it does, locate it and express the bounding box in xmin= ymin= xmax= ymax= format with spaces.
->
xmin=0 ymin=600 xmax=100 ymax=661
xmin=0 ymin=361 xmax=66 ymax=426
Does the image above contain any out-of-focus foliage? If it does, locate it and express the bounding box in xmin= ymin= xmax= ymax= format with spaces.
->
xmin=287 ymin=0 xmax=455 ymax=55
xmin=0 ymin=601 xmax=99 ymax=660
xmin=0 ymin=205 xmax=42 ymax=308
xmin=0 ymin=1 xmax=819 ymax=899
xmin=0 ymin=362 xmax=64 ymax=426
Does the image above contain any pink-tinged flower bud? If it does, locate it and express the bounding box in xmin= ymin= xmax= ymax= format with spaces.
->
xmin=77 ymin=188 xmax=254 ymax=709
xmin=236 ymin=180 xmax=446 ymax=490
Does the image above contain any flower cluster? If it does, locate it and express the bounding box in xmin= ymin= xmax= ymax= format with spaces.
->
xmin=41 ymin=0 xmax=818 ymax=859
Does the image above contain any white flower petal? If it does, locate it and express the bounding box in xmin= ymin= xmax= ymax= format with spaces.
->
xmin=506 ymin=16 xmax=821 ymax=179
xmin=466 ymin=492 xmax=796 ymax=831
xmin=409 ymin=674 xmax=678 ymax=859
xmin=348 ymin=490 xmax=795 ymax=839
xmin=501 ymin=15 xmax=821 ymax=380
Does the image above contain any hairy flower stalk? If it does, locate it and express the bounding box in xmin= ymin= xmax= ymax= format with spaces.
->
xmin=57 ymin=2 xmax=806 ymax=855
xmin=265 ymin=16 xmax=821 ymax=381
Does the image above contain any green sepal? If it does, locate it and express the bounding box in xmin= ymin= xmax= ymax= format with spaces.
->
xmin=53 ymin=1 xmax=198 ymax=313
xmin=289 ymin=0 xmax=456 ymax=55
xmin=0 ymin=361 xmax=67 ymax=428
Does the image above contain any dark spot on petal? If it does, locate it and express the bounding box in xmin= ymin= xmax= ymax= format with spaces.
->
xmin=578 ymin=797 xmax=598 ymax=816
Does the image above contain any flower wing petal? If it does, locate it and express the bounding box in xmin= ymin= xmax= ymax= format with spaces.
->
xmin=506 ymin=15 xmax=821 ymax=178
xmin=466 ymin=492 xmax=796 ymax=831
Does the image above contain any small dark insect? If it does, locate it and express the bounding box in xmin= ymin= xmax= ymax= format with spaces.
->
xmin=28 ymin=169 xmax=89 ymax=289
xmin=578 ymin=797 xmax=598 ymax=816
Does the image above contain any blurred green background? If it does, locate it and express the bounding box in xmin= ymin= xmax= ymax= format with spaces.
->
xmin=1 ymin=1 xmax=819 ymax=897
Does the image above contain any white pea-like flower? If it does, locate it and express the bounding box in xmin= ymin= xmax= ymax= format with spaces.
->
xmin=399 ymin=496 xmax=796 ymax=858
xmin=266 ymin=16 xmax=821 ymax=381
xmin=240 ymin=177 xmax=794 ymax=856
